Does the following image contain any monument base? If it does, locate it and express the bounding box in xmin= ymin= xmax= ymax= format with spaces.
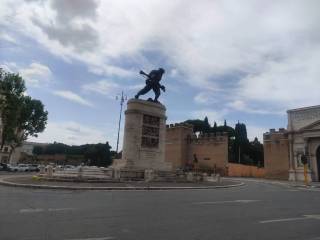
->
xmin=121 ymin=99 xmax=172 ymax=171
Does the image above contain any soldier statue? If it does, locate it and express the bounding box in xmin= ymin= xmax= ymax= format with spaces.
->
xmin=135 ymin=68 xmax=166 ymax=103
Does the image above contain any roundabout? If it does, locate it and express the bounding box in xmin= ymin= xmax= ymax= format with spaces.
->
xmin=0 ymin=173 xmax=243 ymax=190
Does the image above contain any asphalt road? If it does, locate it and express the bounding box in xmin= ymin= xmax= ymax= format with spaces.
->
xmin=1 ymin=178 xmax=320 ymax=240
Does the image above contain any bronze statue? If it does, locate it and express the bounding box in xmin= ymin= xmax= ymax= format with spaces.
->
xmin=135 ymin=68 xmax=166 ymax=103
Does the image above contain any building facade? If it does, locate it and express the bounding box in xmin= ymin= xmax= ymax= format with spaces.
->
xmin=287 ymin=105 xmax=320 ymax=182
xmin=263 ymin=105 xmax=320 ymax=182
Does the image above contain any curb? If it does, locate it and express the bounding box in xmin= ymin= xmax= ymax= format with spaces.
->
xmin=0 ymin=177 xmax=245 ymax=191
xmin=224 ymin=177 xmax=320 ymax=189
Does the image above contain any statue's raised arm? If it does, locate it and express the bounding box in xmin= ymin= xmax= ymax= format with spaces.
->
xmin=135 ymin=68 xmax=165 ymax=103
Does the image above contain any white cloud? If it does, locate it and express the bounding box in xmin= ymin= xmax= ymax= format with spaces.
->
xmin=0 ymin=32 xmax=16 ymax=43
xmin=29 ymin=121 xmax=108 ymax=146
xmin=194 ymin=92 xmax=218 ymax=105
xmin=237 ymin=49 xmax=320 ymax=109
xmin=246 ymin=125 xmax=268 ymax=142
xmin=0 ymin=61 xmax=52 ymax=87
xmin=0 ymin=61 xmax=18 ymax=73
xmin=1 ymin=0 xmax=320 ymax=110
xmin=227 ymin=100 xmax=284 ymax=115
xmin=82 ymin=80 xmax=120 ymax=96
xmin=20 ymin=62 xmax=52 ymax=87
xmin=53 ymin=90 xmax=93 ymax=107
xmin=191 ymin=109 xmax=228 ymax=125
xmin=82 ymin=79 xmax=144 ymax=97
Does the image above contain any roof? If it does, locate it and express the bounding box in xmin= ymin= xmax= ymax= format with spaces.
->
xmin=287 ymin=105 xmax=320 ymax=113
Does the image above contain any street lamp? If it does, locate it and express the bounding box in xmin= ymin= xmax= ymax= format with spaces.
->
xmin=115 ymin=91 xmax=127 ymax=153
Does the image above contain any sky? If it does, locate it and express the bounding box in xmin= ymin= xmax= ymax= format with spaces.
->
xmin=1 ymin=0 xmax=320 ymax=150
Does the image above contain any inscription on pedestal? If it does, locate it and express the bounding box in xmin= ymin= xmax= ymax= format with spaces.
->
xmin=141 ymin=114 xmax=160 ymax=148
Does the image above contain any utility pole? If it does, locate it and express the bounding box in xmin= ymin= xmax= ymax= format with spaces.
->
xmin=116 ymin=91 xmax=127 ymax=153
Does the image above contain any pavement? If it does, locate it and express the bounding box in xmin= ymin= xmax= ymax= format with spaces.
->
xmin=1 ymin=176 xmax=320 ymax=240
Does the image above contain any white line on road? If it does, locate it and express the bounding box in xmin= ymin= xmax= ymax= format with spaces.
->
xmin=260 ymin=215 xmax=320 ymax=224
xmin=64 ymin=237 xmax=115 ymax=240
xmin=19 ymin=208 xmax=75 ymax=213
xmin=19 ymin=208 xmax=43 ymax=213
xmin=48 ymin=208 xmax=75 ymax=212
xmin=193 ymin=199 xmax=260 ymax=205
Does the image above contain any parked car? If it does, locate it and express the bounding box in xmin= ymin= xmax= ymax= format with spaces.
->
xmin=0 ymin=163 xmax=10 ymax=171
xmin=63 ymin=165 xmax=77 ymax=171
xmin=27 ymin=164 xmax=40 ymax=172
xmin=10 ymin=164 xmax=30 ymax=172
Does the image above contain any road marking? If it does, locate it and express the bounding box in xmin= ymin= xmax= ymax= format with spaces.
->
xmin=48 ymin=208 xmax=75 ymax=212
xmin=20 ymin=208 xmax=44 ymax=213
xmin=260 ymin=214 xmax=320 ymax=224
xmin=297 ymin=188 xmax=320 ymax=192
xmin=65 ymin=237 xmax=115 ymax=240
xmin=193 ymin=199 xmax=260 ymax=205
xmin=20 ymin=208 xmax=75 ymax=213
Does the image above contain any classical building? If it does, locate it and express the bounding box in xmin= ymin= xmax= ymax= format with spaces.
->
xmin=287 ymin=105 xmax=320 ymax=182
xmin=263 ymin=105 xmax=320 ymax=182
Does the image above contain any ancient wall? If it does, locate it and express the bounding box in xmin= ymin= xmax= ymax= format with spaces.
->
xmin=188 ymin=132 xmax=228 ymax=174
xmin=165 ymin=123 xmax=193 ymax=170
xmin=263 ymin=128 xmax=289 ymax=180
xmin=165 ymin=124 xmax=228 ymax=173
xmin=227 ymin=163 xmax=265 ymax=178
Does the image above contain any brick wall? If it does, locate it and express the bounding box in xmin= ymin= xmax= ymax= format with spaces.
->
xmin=165 ymin=123 xmax=193 ymax=169
xmin=263 ymin=128 xmax=289 ymax=180
xmin=188 ymin=133 xmax=228 ymax=175
xmin=227 ymin=163 xmax=265 ymax=178
xmin=165 ymin=124 xmax=228 ymax=173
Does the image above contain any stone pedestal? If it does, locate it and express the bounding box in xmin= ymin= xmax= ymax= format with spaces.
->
xmin=112 ymin=169 xmax=121 ymax=180
xmin=39 ymin=165 xmax=45 ymax=174
xmin=122 ymin=99 xmax=172 ymax=171
xmin=47 ymin=165 xmax=53 ymax=177
xmin=144 ymin=169 xmax=154 ymax=182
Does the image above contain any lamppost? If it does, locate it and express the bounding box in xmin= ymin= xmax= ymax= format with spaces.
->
xmin=115 ymin=91 xmax=127 ymax=153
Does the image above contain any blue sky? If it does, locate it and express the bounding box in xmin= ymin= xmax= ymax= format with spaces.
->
xmin=1 ymin=0 xmax=320 ymax=150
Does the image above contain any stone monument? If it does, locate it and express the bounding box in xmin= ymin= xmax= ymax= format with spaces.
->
xmin=121 ymin=68 xmax=172 ymax=171
xmin=121 ymin=99 xmax=172 ymax=171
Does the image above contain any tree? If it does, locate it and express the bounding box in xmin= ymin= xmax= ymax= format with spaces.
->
xmin=0 ymin=69 xmax=48 ymax=161
xmin=234 ymin=122 xmax=249 ymax=163
xmin=17 ymin=96 xmax=48 ymax=142
xmin=184 ymin=119 xmax=208 ymax=133
xmin=84 ymin=142 xmax=112 ymax=167
xmin=203 ymin=116 xmax=210 ymax=133
xmin=0 ymin=69 xmax=26 ymax=150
